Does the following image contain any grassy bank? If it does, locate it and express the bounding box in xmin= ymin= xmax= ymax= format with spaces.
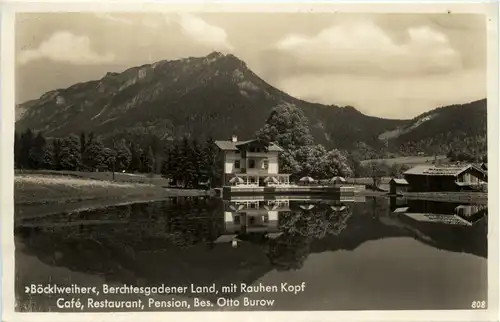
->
xmin=14 ymin=172 xmax=210 ymax=218
xmin=15 ymin=169 xmax=172 ymax=186
xmin=361 ymin=155 xmax=448 ymax=167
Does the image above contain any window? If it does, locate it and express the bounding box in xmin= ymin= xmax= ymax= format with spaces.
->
xmin=263 ymin=160 xmax=269 ymax=169
xmin=234 ymin=215 xmax=240 ymax=224
xmin=234 ymin=160 xmax=240 ymax=169
xmin=249 ymin=159 xmax=256 ymax=168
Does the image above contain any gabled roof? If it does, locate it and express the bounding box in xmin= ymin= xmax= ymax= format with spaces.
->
xmin=214 ymin=140 xmax=238 ymax=150
xmin=214 ymin=139 xmax=283 ymax=152
xmin=390 ymin=178 xmax=409 ymax=185
xmin=403 ymin=164 xmax=473 ymax=177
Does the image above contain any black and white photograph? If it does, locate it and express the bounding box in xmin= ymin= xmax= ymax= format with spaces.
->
xmin=1 ymin=2 xmax=499 ymax=321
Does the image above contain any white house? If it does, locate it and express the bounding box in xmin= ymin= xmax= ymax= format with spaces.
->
xmin=215 ymin=135 xmax=291 ymax=187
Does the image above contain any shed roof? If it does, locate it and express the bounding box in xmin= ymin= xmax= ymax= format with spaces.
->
xmin=404 ymin=165 xmax=472 ymax=176
xmin=214 ymin=139 xmax=283 ymax=152
xmin=390 ymin=178 xmax=409 ymax=185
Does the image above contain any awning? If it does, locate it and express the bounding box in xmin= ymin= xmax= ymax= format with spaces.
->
xmin=229 ymin=177 xmax=244 ymax=184
xmin=330 ymin=176 xmax=347 ymax=183
xmin=264 ymin=176 xmax=279 ymax=183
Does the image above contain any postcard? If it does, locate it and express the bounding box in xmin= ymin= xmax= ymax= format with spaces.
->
xmin=1 ymin=1 xmax=498 ymax=322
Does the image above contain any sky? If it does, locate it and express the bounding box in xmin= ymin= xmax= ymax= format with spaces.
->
xmin=15 ymin=12 xmax=487 ymax=119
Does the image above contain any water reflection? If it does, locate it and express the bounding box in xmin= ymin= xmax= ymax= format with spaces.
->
xmin=390 ymin=198 xmax=487 ymax=226
xmin=15 ymin=195 xmax=488 ymax=311
xmin=388 ymin=197 xmax=487 ymax=257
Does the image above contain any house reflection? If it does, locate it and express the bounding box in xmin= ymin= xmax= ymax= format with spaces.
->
xmin=390 ymin=197 xmax=487 ymax=226
xmin=216 ymin=195 xmax=361 ymax=245
xmin=220 ymin=198 xmax=290 ymax=240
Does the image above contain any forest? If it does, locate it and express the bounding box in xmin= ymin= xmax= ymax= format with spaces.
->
xmin=15 ymin=102 xmax=477 ymax=188
xmin=14 ymin=129 xmax=222 ymax=188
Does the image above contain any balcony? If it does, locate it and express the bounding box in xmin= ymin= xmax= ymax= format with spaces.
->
xmin=241 ymin=168 xmax=269 ymax=175
xmin=246 ymin=152 xmax=270 ymax=158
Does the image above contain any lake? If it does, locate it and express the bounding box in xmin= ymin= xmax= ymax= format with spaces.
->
xmin=14 ymin=195 xmax=488 ymax=312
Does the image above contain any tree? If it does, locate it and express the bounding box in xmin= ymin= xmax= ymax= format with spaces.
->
xmin=162 ymin=141 xmax=182 ymax=185
xmin=353 ymin=141 xmax=377 ymax=161
xmin=294 ymin=145 xmax=326 ymax=178
xmin=149 ymin=134 xmax=163 ymax=173
xmin=447 ymin=149 xmax=457 ymax=162
xmin=200 ymin=137 xmax=221 ymax=187
xmin=51 ymin=138 xmax=63 ymax=170
xmin=42 ymin=142 xmax=54 ymax=169
xmin=29 ymin=132 xmax=48 ymax=169
xmin=19 ymin=129 xmax=34 ymax=169
xmin=59 ymin=134 xmax=81 ymax=170
xmin=278 ymin=150 xmax=301 ymax=175
xmin=79 ymin=132 xmax=87 ymax=160
xmin=282 ymin=145 xmax=353 ymax=180
xmin=255 ymin=103 xmax=313 ymax=177
xmin=190 ymin=139 xmax=204 ymax=184
xmin=366 ymin=161 xmax=386 ymax=189
xmin=114 ymin=139 xmax=132 ymax=171
xmin=14 ymin=132 xmax=20 ymax=168
xmin=129 ymin=143 xmax=143 ymax=173
xmin=256 ymin=103 xmax=314 ymax=150
xmin=180 ymin=137 xmax=196 ymax=188
xmin=102 ymin=148 xmax=117 ymax=171
xmin=255 ymin=103 xmax=352 ymax=180
xmin=322 ymin=149 xmax=353 ymax=178
xmin=83 ymin=137 xmax=106 ymax=171
xmin=145 ymin=147 xmax=155 ymax=173
xmin=346 ymin=151 xmax=365 ymax=177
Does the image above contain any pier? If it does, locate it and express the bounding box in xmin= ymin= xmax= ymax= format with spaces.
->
xmin=222 ymin=185 xmax=356 ymax=197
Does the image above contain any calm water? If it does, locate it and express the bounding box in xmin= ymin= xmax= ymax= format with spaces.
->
xmin=15 ymin=195 xmax=488 ymax=312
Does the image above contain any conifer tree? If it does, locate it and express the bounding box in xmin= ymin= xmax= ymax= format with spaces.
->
xmin=14 ymin=132 xmax=20 ymax=168
xmin=84 ymin=136 xmax=106 ymax=171
xmin=29 ymin=132 xmax=48 ymax=169
xmin=19 ymin=129 xmax=34 ymax=169
xmin=59 ymin=134 xmax=81 ymax=170
xmin=114 ymin=139 xmax=132 ymax=171
xmin=129 ymin=143 xmax=142 ymax=173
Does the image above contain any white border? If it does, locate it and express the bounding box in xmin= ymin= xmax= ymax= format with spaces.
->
xmin=1 ymin=1 xmax=499 ymax=322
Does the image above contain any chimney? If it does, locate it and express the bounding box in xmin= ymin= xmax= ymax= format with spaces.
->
xmin=231 ymin=135 xmax=238 ymax=143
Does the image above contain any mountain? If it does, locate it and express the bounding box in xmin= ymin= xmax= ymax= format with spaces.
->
xmin=15 ymin=52 xmax=486 ymax=155
xmin=379 ymin=99 xmax=487 ymax=156
xmin=15 ymin=52 xmax=403 ymax=150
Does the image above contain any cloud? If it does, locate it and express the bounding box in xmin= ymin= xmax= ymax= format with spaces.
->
xmin=18 ymin=31 xmax=115 ymax=65
xmin=94 ymin=13 xmax=162 ymax=29
xmin=177 ymin=13 xmax=234 ymax=51
xmin=94 ymin=13 xmax=134 ymax=25
xmin=92 ymin=12 xmax=233 ymax=51
xmin=275 ymin=20 xmax=462 ymax=75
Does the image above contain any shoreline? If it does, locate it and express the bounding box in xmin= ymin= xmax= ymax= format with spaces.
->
xmin=14 ymin=172 xmax=488 ymax=219
xmin=14 ymin=172 xmax=211 ymax=219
